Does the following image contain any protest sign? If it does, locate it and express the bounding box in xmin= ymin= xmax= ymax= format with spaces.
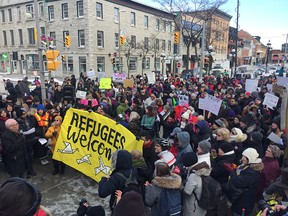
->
xmin=98 ymin=72 xmax=106 ymax=81
xmin=112 ymin=73 xmax=126 ymax=83
xmin=266 ymin=84 xmax=273 ymax=93
xmin=53 ymin=108 xmax=143 ymax=182
xmin=99 ymin=78 xmax=111 ymax=89
xmin=87 ymin=70 xmax=96 ymax=80
xmin=245 ymin=79 xmax=258 ymax=93
xmin=198 ymin=98 xmax=206 ymax=110
xmin=204 ymin=94 xmax=222 ymax=116
xmin=277 ymin=77 xmax=288 ymax=89
xmin=76 ymin=90 xmax=87 ymax=99
xmin=263 ymin=92 xmax=279 ymax=109
xmin=178 ymin=95 xmax=189 ymax=106
xmin=123 ymin=79 xmax=134 ymax=88
xmin=147 ymin=72 xmax=156 ymax=84
xmin=81 ymin=99 xmax=88 ymax=106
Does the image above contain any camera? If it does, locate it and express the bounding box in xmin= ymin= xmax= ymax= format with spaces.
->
xmin=258 ymin=200 xmax=281 ymax=216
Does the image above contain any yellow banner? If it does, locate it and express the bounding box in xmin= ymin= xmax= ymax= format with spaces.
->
xmin=53 ymin=108 xmax=143 ymax=182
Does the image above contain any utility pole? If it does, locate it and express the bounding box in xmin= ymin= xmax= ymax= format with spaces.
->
xmin=234 ymin=0 xmax=240 ymax=77
xmin=199 ymin=22 xmax=206 ymax=83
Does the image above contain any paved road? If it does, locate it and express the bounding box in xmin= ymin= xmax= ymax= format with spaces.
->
xmin=0 ymin=156 xmax=110 ymax=215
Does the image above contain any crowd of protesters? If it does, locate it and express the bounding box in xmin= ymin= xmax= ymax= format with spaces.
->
xmin=0 ymin=71 xmax=287 ymax=216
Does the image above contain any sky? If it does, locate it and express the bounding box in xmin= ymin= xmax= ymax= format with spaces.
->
xmin=144 ymin=0 xmax=288 ymax=50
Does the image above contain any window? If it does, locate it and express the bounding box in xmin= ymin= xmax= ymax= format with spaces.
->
xmin=162 ymin=20 xmax=166 ymax=32
xmin=156 ymin=58 xmax=160 ymax=70
xmin=78 ymin=30 xmax=85 ymax=47
xmin=26 ymin=4 xmax=34 ymax=19
xmin=129 ymin=57 xmax=137 ymax=70
xmin=144 ymin=37 xmax=149 ymax=50
xmin=38 ymin=2 xmax=44 ymax=17
xmin=61 ymin=3 xmax=68 ymax=19
xmin=168 ymin=22 xmax=172 ymax=33
xmin=96 ymin=2 xmax=103 ymax=19
xmin=8 ymin=9 xmax=12 ymax=22
xmin=168 ymin=40 xmax=171 ymax=52
xmin=27 ymin=28 xmax=35 ymax=45
xmin=114 ymin=7 xmax=119 ymax=22
xmin=40 ymin=27 xmax=45 ymax=36
xmin=162 ymin=40 xmax=166 ymax=51
xmin=156 ymin=18 xmax=160 ymax=30
xmin=131 ymin=35 xmax=136 ymax=49
xmin=144 ymin=15 xmax=148 ymax=28
xmin=79 ymin=57 xmax=86 ymax=73
xmin=63 ymin=31 xmax=69 ymax=47
xmin=3 ymin=31 xmax=7 ymax=46
xmin=18 ymin=29 xmax=23 ymax=45
xmin=48 ymin=6 xmax=54 ymax=21
xmin=1 ymin=10 xmax=5 ymax=23
xmin=17 ymin=6 xmax=21 ymax=21
xmin=63 ymin=56 xmax=73 ymax=73
xmin=97 ymin=30 xmax=104 ymax=47
xmin=130 ymin=12 xmax=136 ymax=26
xmin=50 ymin=32 xmax=56 ymax=46
xmin=145 ymin=57 xmax=150 ymax=69
xmin=10 ymin=30 xmax=14 ymax=45
xmin=77 ymin=0 xmax=84 ymax=17
xmin=155 ymin=39 xmax=159 ymax=50
xmin=115 ymin=33 xmax=119 ymax=48
xmin=97 ymin=57 xmax=105 ymax=72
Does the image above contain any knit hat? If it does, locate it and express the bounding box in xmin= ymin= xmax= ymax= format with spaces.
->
xmin=219 ymin=142 xmax=234 ymax=153
xmin=227 ymin=109 xmax=236 ymax=118
xmin=181 ymin=110 xmax=191 ymax=120
xmin=170 ymin=127 xmax=182 ymax=136
xmin=15 ymin=108 xmax=26 ymax=118
xmin=198 ymin=140 xmax=211 ymax=154
xmin=268 ymin=144 xmax=283 ymax=158
xmin=129 ymin=111 xmax=140 ymax=122
xmin=214 ymin=119 xmax=225 ymax=128
xmin=45 ymin=104 xmax=53 ymax=110
xmin=182 ymin=152 xmax=198 ymax=167
xmin=245 ymin=92 xmax=251 ymax=96
xmin=54 ymin=115 xmax=63 ymax=123
xmin=242 ymin=148 xmax=262 ymax=163
xmin=37 ymin=104 xmax=46 ymax=111
xmin=163 ymin=105 xmax=171 ymax=112
xmin=156 ymin=151 xmax=176 ymax=167
xmin=250 ymin=131 xmax=263 ymax=143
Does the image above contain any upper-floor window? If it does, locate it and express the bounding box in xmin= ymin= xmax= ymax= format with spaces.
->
xmin=78 ymin=30 xmax=85 ymax=47
xmin=8 ymin=9 xmax=12 ymax=22
xmin=77 ymin=0 xmax=84 ymax=17
xmin=3 ymin=31 xmax=7 ymax=46
xmin=38 ymin=2 xmax=44 ymax=17
xmin=131 ymin=35 xmax=136 ymax=48
xmin=50 ymin=32 xmax=56 ymax=46
xmin=115 ymin=33 xmax=119 ymax=48
xmin=26 ymin=4 xmax=34 ymax=19
xmin=168 ymin=21 xmax=172 ymax=33
xmin=114 ymin=7 xmax=119 ymax=22
xmin=18 ymin=29 xmax=23 ymax=45
xmin=155 ymin=39 xmax=159 ymax=50
xmin=17 ymin=6 xmax=21 ymax=21
xmin=162 ymin=39 xmax=166 ymax=51
xmin=62 ymin=3 xmax=68 ymax=19
xmin=144 ymin=37 xmax=149 ymax=50
xmin=144 ymin=15 xmax=148 ymax=28
xmin=48 ymin=6 xmax=54 ymax=21
xmin=97 ymin=31 xmax=104 ymax=47
xmin=130 ymin=12 xmax=136 ymax=26
xmin=10 ymin=30 xmax=14 ymax=45
xmin=168 ymin=40 xmax=171 ymax=52
xmin=27 ymin=28 xmax=35 ymax=45
xmin=162 ymin=20 xmax=166 ymax=32
xmin=156 ymin=18 xmax=160 ymax=30
xmin=1 ymin=10 xmax=5 ymax=23
xmin=96 ymin=2 xmax=103 ymax=19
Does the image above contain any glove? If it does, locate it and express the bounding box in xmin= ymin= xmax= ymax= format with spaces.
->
xmin=52 ymin=132 xmax=57 ymax=136
xmin=224 ymin=163 xmax=237 ymax=172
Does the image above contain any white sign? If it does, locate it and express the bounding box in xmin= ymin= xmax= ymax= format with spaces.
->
xmin=178 ymin=95 xmax=189 ymax=106
xmin=76 ymin=90 xmax=87 ymax=99
xmin=245 ymin=79 xmax=258 ymax=93
xmin=87 ymin=70 xmax=95 ymax=80
xmin=112 ymin=73 xmax=126 ymax=83
xmin=266 ymin=84 xmax=273 ymax=93
xmin=0 ymin=75 xmax=6 ymax=93
xmin=98 ymin=72 xmax=106 ymax=81
xmin=198 ymin=98 xmax=206 ymax=110
xmin=277 ymin=77 xmax=288 ymax=89
xmin=203 ymin=94 xmax=222 ymax=116
xmin=147 ymin=72 xmax=156 ymax=84
xmin=263 ymin=92 xmax=279 ymax=109
xmin=267 ymin=132 xmax=283 ymax=145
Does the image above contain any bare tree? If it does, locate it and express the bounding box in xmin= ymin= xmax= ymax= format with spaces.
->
xmin=120 ymin=36 xmax=137 ymax=78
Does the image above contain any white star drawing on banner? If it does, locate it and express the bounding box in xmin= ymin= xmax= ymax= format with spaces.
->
xmin=57 ymin=141 xmax=78 ymax=154
xmin=77 ymin=154 xmax=92 ymax=164
xmin=95 ymin=156 xmax=111 ymax=175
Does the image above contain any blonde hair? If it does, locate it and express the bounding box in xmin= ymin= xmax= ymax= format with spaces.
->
xmin=217 ymin=128 xmax=230 ymax=141
xmin=131 ymin=150 xmax=143 ymax=160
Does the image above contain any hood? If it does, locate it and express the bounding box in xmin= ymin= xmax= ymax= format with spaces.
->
xmin=177 ymin=131 xmax=190 ymax=148
xmin=152 ymin=173 xmax=182 ymax=189
xmin=113 ymin=150 xmax=133 ymax=171
xmin=196 ymin=120 xmax=208 ymax=135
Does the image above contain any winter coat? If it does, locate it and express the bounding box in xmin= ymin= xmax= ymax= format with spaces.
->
xmin=176 ymin=132 xmax=192 ymax=165
xmin=182 ymin=166 xmax=211 ymax=216
xmin=145 ymin=173 xmax=182 ymax=216
xmin=162 ymin=119 xmax=178 ymax=139
xmin=98 ymin=150 xmax=137 ymax=210
xmin=45 ymin=125 xmax=61 ymax=153
xmin=197 ymin=153 xmax=211 ymax=168
xmin=18 ymin=80 xmax=30 ymax=97
xmin=1 ymin=129 xmax=27 ymax=177
xmin=211 ymin=151 xmax=236 ymax=185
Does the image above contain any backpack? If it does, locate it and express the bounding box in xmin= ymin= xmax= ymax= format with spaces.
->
xmin=116 ymin=170 xmax=141 ymax=194
xmin=193 ymin=175 xmax=222 ymax=210
xmin=157 ymin=188 xmax=182 ymax=216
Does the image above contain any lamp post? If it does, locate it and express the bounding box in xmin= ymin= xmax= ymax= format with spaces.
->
xmin=266 ymin=40 xmax=272 ymax=73
xmin=229 ymin=48 xmax=236 ymax=77
xmin=160 ymin=52 xmax=166 ymax=76
xmin=118 ymin=9 xmax=125 ymax=73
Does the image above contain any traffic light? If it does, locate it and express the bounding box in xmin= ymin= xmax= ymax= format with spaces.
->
xmin=174 ymin=31 xmax=180 ymax=44
xmin=45 ymin=50 xmax=61 ymax=71
xmin=61 ymin=55 xmax=66 ymax=62
xmin=120 ymin=35 xmax=125 ymax=46
xmin=112 ymin=58 xmax=115 ymax=64
xmin=65 ymin=36 xmax=70 ymax=47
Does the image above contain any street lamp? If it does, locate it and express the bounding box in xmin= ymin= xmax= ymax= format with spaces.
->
xmin=229 ymin=48 xmax=236 ymax=77
xmin=160 ymin=52 xmax=166 ymax=75
xmin=266 ymin=40 xmax=272 ymax=73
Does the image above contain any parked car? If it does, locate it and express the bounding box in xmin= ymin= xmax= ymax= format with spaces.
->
xmin=211 ymin=65 xmax=225 ymax=77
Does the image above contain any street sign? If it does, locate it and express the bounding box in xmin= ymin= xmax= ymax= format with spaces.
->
xmin=2 ymin=53 xmax=9 ymax=60
xmin=113 ymin=52 xmax=117 ymax=57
